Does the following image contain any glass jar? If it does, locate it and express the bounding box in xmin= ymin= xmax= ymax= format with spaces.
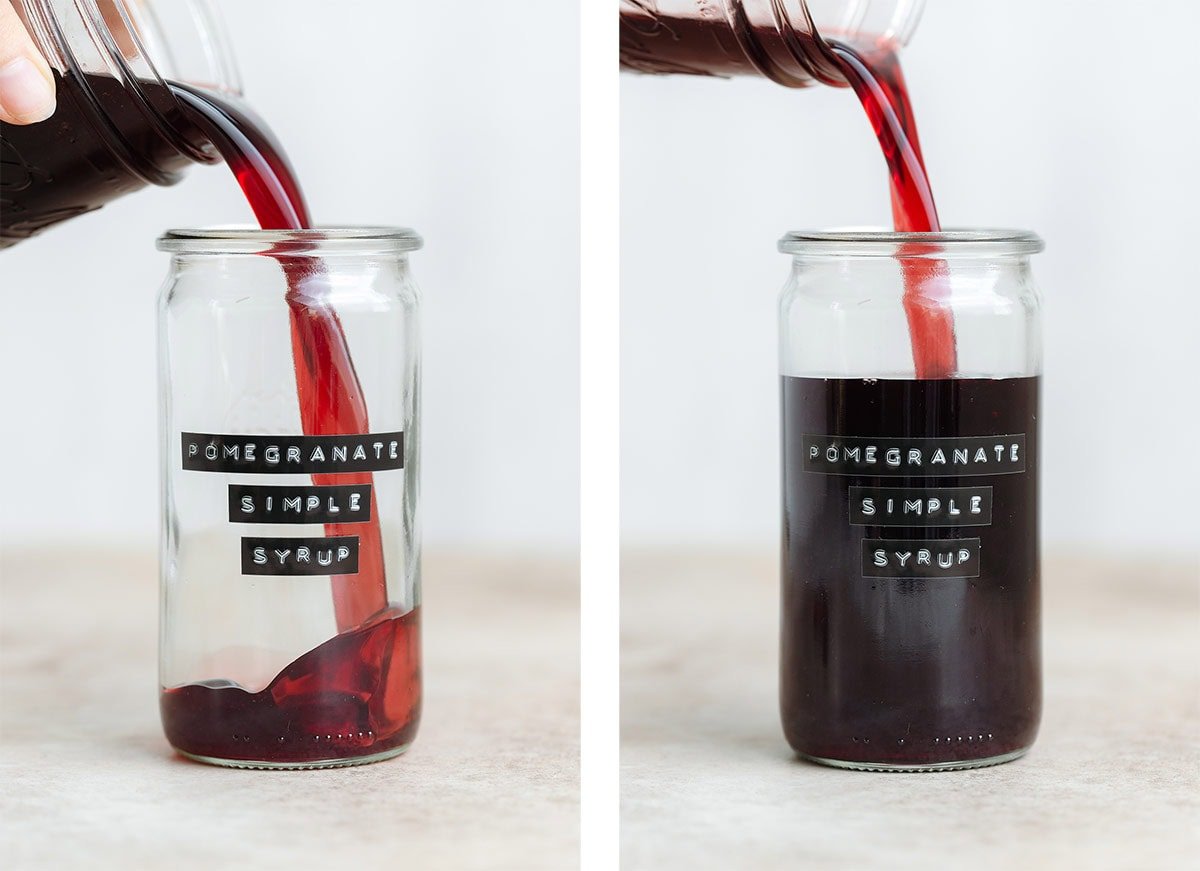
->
xmin=778 ymin=229 xmax=1044 ymax=771
xmin=0 ymin=0 xmax=239 ymax=248
xmin=157 ymin=227 xmax=423 ymax=769
xmin=619 ymin=0 xmax=924 ymax=86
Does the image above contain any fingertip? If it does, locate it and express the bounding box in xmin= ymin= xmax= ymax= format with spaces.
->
xmin=0 ymin=55 xmax=55 ymax=124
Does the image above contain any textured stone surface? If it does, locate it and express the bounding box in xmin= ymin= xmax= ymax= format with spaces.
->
xmin=0 ymin=548 xmax=579 ymax=869
xmin=622 ymin=552 xmax=1199 ymax=870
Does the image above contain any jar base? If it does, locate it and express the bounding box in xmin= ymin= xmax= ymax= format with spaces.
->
xmin=799 ymin=747 xmax=1029 ymax=773
xmin=174 ymin=742 xmax=414 ymax=771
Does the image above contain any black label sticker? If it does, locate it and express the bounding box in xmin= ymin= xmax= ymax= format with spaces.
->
xmin=182 ymin=432 xmax=403 ymax=474
xmin=850 ymin=486 xmax=993 ymax=527
xmin=802 ymin=434 xmax=1026 ymax=476
xmin=228 ymin=484 xmax=373 ymax=524
xmin=861 ymin=538 xmax=981 ymax=578
xmin=241 ymin=536 xmax=360 ymax=576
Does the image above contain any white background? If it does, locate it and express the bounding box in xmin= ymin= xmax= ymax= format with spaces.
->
xmin=0 ymin=0 xmax=579 ymax=553
xmin=622 ymin=0 xmax=1200 ymax=555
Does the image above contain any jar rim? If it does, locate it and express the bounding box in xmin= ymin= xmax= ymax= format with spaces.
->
xmin=778 ymin=228 xmax=1044 ymax=257
xmin=157 ymin=226 xmax=423 ymax=254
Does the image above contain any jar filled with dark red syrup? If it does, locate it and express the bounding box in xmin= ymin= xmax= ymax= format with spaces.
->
xmin=0 ymin=0 xmax=238 ymax=248
xmin=779 ymin=230 xmax=1044 ymax=771
xmin=158 ymin=228 xmax=423 ymax=768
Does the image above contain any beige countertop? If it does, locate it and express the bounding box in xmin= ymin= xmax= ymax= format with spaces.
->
xmin=621 ymin=552 xmax=1200 ymax=870
xmin=1 ymin=548 xmax=579 ymax=870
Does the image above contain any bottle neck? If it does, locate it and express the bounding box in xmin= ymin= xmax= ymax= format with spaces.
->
xmin=728 ymin=0 xmax=847 ymax=87
xmin=619 ymin=0 xmax=921 ymax=88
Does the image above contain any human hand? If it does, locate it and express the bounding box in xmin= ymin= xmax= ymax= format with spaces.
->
xmin=0 ymin=0 xmax=55 ymax=124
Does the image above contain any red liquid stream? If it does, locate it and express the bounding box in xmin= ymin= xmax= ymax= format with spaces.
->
xmin=170 ymin=85 xmax=389 ymax=631
xmin=617 ymin=8 xmax=958 ymax=377
xmin=0 ymin=77 xmax=393 ymax=626
xmin=828 ymin=41 xmax=957 ymax=379
xmin=159 ymin=84 xmax=418 ymax=763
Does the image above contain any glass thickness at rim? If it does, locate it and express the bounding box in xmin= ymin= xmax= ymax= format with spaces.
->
xmin=157 ymin=226 xmax=423 ymax=255
xmin=779 ymin=228 xmax=1044 ymax=257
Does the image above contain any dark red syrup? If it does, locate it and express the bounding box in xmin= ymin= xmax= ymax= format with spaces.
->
xmin=781 ymin=377 xmax=1041 ymax=766
xmin=160 ymin=607 xmax=421 ymax=765
xmin=0 ymin=71 xmax=210 ymax=247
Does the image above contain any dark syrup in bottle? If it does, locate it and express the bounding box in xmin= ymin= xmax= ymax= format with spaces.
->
xmin=781 ymin=377 xmax=1041 ymax=767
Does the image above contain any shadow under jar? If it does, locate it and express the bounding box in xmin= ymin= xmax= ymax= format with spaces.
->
xmin=157 ymin=228 xmax=423 ymax=769
xmin=778 ymin=230 xmax=1044 ymax=771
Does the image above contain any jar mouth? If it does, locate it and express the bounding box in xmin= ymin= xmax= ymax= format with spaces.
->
xmin=157 ymin=226 xmax=423 ymax=255
xmin=778 ymin=228 xmax=1044 ymax=257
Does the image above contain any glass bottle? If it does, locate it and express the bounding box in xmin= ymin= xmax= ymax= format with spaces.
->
xmin=0 ymin=0 xmax=239 ymax=248
xmin=778 ymin=229 xmax=1044 ymax=771
xmin=157 ymin=227 xmax=423 ymax=769
xmin=619 ymin=0 xmax=924 ymax=86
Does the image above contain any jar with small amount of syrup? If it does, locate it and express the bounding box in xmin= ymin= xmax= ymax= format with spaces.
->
xmin=157 ymin=227 xmax=423 ymax=769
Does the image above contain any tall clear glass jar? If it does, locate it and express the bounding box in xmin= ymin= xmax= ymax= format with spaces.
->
xmin=1 ymin=0 xmax=239 ymax=247
xmin=157 ymin=227 xmax=423 ymax=769
xmin=778 ymin=230 xmax=1044 ymax=771
xmin=619 ymin=0 xmax=924 ymax=86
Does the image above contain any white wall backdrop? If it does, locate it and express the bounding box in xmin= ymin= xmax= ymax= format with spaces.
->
xmin=0 ymin=1 xmax=579 ymax=552
xmin=622 ymin=0 xmax=1200 ymax=555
